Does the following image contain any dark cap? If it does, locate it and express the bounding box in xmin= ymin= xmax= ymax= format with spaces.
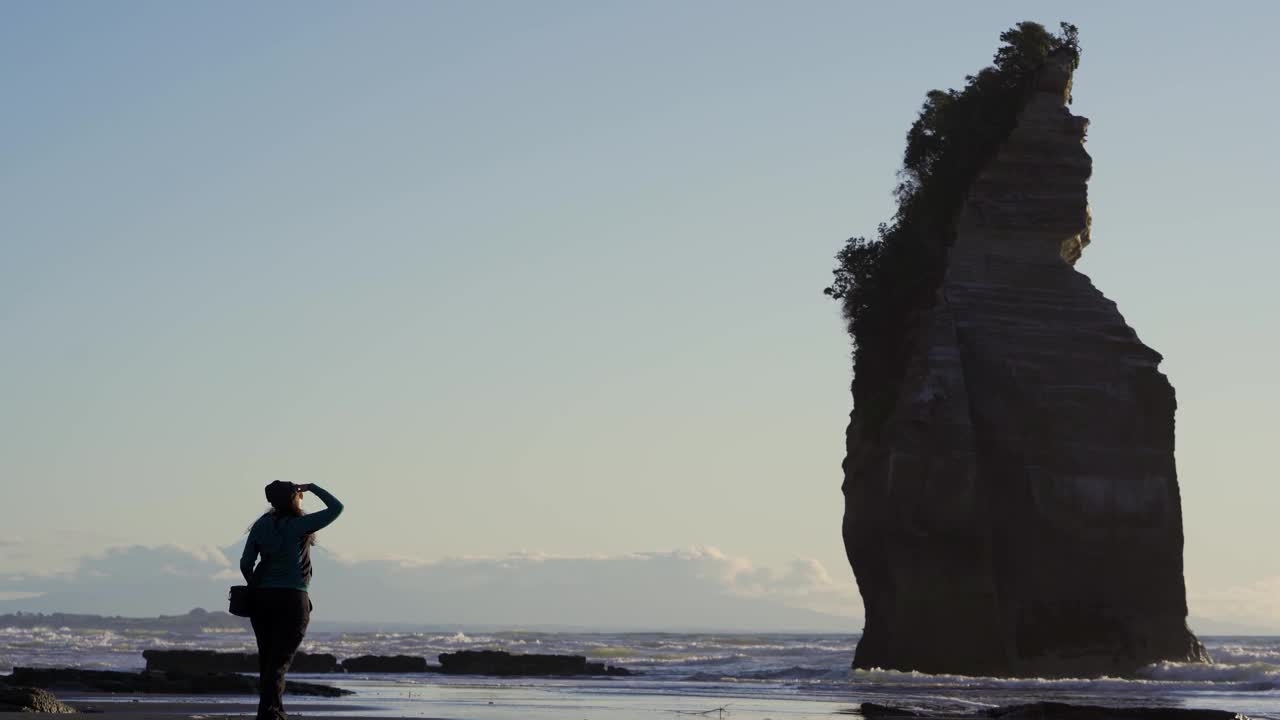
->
xmin=264 ymin=480 xmax=299 ymax=505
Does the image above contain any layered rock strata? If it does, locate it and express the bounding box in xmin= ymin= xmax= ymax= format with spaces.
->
xmin=842 ymin=50 xmax=1206 ymax=677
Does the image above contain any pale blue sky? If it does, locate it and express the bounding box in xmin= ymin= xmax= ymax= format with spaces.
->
xmin=2 ymin=2 xmax=1277 ymax=625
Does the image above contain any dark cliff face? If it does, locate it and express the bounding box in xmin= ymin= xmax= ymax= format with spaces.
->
xmin=841 ymin=52 xmax=1207 ymax=678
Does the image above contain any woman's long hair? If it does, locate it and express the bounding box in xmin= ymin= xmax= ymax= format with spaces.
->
xmin=246 ymin=498 xmax=317 ymax=547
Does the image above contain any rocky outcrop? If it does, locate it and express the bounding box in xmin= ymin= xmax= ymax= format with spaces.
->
xmin=5 ymin=668 xmax=351 ymax=697
xmin=437 ymin=651 xmax=632 ymax=677
xmin=142 ymin=650 xmax=338 ymax=674
xmin=142 ymin=649 xmax=251 ymax=673
xmin=0 ymin=684 xmax=78 ymax=713
xmin=139 ymin=649 xmax=632 ymax=677
xmin=842 ymin=50 xmax=1206 ymax=677
xmin=340 ymin=655 xmax=429 ymax=673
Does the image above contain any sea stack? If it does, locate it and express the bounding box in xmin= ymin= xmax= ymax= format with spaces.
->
xmin=838 ymin=39 xmax=1207 ymax=676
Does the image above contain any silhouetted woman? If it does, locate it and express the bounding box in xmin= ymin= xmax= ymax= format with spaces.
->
xmin=240 ymin=481 xmax=343 ymax=720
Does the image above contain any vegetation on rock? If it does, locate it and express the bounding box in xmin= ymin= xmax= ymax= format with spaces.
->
xmin=825 ymin=21 xmax=1080 ymax=435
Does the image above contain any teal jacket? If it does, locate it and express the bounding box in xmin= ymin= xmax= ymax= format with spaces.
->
xmin=240 ymin=485 xmax=343 ymax=592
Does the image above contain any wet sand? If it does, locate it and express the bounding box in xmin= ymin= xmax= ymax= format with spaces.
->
xmin=50 ymin=699 xmax=439 ymax=720
xmin=26 ymin=690 xmax=859 ymax=720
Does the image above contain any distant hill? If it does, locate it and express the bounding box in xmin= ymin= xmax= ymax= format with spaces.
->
xmin=0 ymin=607 xmax=247 ymax=631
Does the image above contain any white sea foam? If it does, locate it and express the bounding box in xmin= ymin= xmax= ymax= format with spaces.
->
xmin=846 ymin=660 xmax=1280 ymax=694
xmin=1206 ymin=643 xmax=1280 ymax=664
xmin=1139 ymin=660 xmax=1280 ymax=688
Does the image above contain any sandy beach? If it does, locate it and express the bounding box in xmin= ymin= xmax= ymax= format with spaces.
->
xmin=20 ymin=682 xmax=876 ymax=720
xmin=27 ymin=694 xmax=1262 ymax=720
xmin=59 ymin=700 xmax=400 ymax=719
xmin=31 ymin=692 xmax=860 ymax=720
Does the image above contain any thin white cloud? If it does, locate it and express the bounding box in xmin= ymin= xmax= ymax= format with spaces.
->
xmin=347 ymin=545 xmax=860 ymax=611
xmin=0 ymin=543 xmax=862 ymax=631
xmin=1190 ymin=577 xmax=1280 ymax=633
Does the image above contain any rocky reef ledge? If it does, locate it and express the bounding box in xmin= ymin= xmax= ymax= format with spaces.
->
xmin=141 ymin=649 xmax=633 ymax=677
xmin=437 ymin=650 xmax=632 ymax=677
xmin=143 ymin=650 xmax=339 ymax=674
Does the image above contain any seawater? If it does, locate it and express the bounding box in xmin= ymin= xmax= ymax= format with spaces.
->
xmin=3 ymin=629 xmax=1278 ymax=719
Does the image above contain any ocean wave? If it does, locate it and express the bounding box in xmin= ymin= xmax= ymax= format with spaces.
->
xmin=1138 ymin=660 xmax=1280 ymax=688
xmin=626 ymin=653 xmax=752 ymax=667
xmin=691 ymin=665 xmax=849 ymax=682
xmin=582 ymin=646 xmax=641 ymax=658
xmin=1203 ymin=643 xmax=1280 ymax=664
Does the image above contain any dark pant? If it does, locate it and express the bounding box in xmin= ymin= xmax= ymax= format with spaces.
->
xmin=249 ymin=588 xmax=311 ymax=720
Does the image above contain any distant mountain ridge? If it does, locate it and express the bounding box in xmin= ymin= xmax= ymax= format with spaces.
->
xmin=0 ymin=608 xmax=1271 ymax=637
xmin=0 ymin=607 xmax=849 ymax=635
xmin=0 ymin=608 xmax=246 ymax=631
